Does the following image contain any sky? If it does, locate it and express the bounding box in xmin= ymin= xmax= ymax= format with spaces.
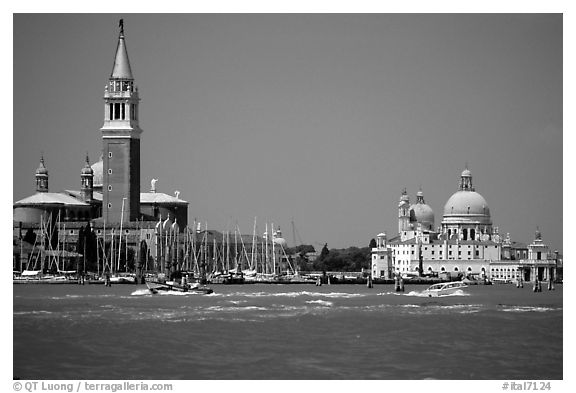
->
xmin=12 ymin=13 xmax=563 ymax=252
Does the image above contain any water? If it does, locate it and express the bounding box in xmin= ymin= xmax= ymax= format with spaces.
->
xmin=13 ymin=283 xmax=562 ymax=380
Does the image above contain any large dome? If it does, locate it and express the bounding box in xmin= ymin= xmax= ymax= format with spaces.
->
xmin=91 ymin=158 xmax=103 ymax=188
xmin=443 ymin=190 xmax=491 ymax=222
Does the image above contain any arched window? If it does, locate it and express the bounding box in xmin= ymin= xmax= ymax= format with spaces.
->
xmin=441 ymin=266 xmax=446 ymax=272
xmin=467 ymin=267 xmax=472 ymax=272
xmin=454 ymin=267 xmax=459 ymax=272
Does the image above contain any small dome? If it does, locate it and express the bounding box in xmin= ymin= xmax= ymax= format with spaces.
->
xmin=36 ymin=157 xmax=48 ymax=175
xmin=273 ymin=237 xmax=287 ymax=247
xmin=461 ymin=168 xmax=471 ymax=177
xmin=409 ymin=203 xmax=435 ymax=230
xmin=82 ymin=155 xmax=93 ymax=175
xmin=82 ymin=160 xmax=94 ymax=175
xmin=400 ymin=189 xmax=409 ymax=202
xmin=409 ymin=189 xmax=434 ymax=230
xmin=91 ymin=157 xmax=103 ymax=187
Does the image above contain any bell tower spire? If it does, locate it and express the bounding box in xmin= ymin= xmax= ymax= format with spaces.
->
xmin=101 ymin=19 xmax=142 ymax=224
xmin=398 ymin=188 xmax=410 ymax=234
xmin=81 ymin=153 xmax=94 ymax=202
xmin=35 ymin=154 xmax=49 ymax=193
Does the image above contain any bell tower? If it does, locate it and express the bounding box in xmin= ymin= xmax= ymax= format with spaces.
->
xmin=80 ymin=154 xmax=94 ymax=202
xmin=101 ymin=19 xmax=142 ymax=224
xmin=398 ymin=188 xmax=410 ymax=234
xmin=35 ymin=155 xmax=49 ymax=193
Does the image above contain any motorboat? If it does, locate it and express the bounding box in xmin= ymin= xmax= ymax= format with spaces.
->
xmin=146 ymin=279 xmax=213 ymax=295
xmin=109 ymin=274 xmax=136 ymax=284
xmin=423 ymin=281 xmax=468 ymax=297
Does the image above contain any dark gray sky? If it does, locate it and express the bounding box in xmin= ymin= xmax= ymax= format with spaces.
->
xmin=13 ymin=14 xmax=563 ymax=252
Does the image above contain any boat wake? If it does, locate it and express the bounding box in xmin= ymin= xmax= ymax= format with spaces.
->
xmin=404 ymin=289 xmax=470 ymax=297
xmin=305 ymin=300 xmax=333 ymax=307
xmin=498 ymin=305 xmax=561 ymax=313
xmin=211 ymin=291 xmax=366 ymax=299
xmin=131 ymin=288 xmax=210 ymax=296
xmin=130 ymin=289 xmax=155 ymax=296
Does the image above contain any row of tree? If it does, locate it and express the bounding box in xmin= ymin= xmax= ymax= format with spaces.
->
xmin=286 ymin=240 xmax=375 ymax=272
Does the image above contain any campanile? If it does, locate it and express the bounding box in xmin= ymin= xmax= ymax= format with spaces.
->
xmin=101 ymin=20 xmax=142 ymax=224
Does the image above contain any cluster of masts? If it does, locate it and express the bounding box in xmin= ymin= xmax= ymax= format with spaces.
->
xmin=20 ymin=212 xmax=295 ymax=279
xmin=153 ymin=217 xmax=294 ymax=278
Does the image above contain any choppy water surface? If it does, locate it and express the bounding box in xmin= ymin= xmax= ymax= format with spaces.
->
xmin=13 ymin=283 xmax=562 ymax=380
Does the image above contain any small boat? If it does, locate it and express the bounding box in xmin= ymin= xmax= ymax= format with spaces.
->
xmin=146 ymin=279 xmax=213 ymax=295
xmin=491 ymin=278 xmax=512 ymax=284
xmin=109 ymin=274 xmax=136 ymax=284
xmin=423 ymin=281 xmax=468 ymax=297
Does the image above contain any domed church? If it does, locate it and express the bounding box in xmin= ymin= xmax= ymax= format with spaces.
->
xmin=371 ymin=166 xmax=559 ymax=283
xmin=13 ymin=21 xmax=189 ymax=276
xmin=14 ymin=21 xmax=188 ymax=230
xmin=441 ymin=167 xmax=494 ymax=242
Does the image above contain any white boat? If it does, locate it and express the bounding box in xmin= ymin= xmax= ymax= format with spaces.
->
xmin=423 ymin=281 xmax=468 ymax=297
xmin=109 ymin=274 xmax=136 ymax=284
xmin=146 ymin=279 xmax=213 ymax=295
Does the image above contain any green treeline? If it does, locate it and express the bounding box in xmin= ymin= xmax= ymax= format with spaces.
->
xmin=287 ymin=241 xmax=374 ymax=272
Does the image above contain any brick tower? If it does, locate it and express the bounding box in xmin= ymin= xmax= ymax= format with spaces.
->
xmin=101 ymin=20 xmax=142 ymax=224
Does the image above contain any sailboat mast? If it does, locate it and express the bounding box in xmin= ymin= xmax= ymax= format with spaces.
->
xmin=251 ymin=217 xmax=257 ymax=271
xmin=62 ymin=223 xmax=66 ymax=273
xmin=203 ymin=222 xmax=208 ymax=274
xmin=226 ymin=230 xmax=230 ymax=272
xmin=213 ymin=236 xmax=217 ymax=273
xmin=125 ymin=231 xmax=128 ymax=273
xmin=110 ymin=228 xmax=115 ymax=275
xmin=264 ymin=224 xmax=269 ymax=274
xmin=271 ymin=222 xmax=276 ymax=275
xmin=234 ymin=227 xmax=238 ymax=270
xmin=96 ymin=235 xmax=100 ymax=277
xmin=103 ymin=218 xmax=107 ymax=273
xmin=118 ymin=197 xmax=126 ymax=273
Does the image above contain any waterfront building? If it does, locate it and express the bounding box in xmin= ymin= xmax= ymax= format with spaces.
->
xmin=371 ymin=167 xmax=559 ymax=282
xmin=12 ymin=21 xmax=189 ymax=275
xmin=370 ymin=232 xmax=394 ymax=279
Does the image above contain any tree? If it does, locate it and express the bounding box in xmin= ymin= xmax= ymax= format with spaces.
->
xmin=23 ymin=228 xmax=36 ymax=245
xmin=369 ymin=238 xmax=377 ymax=248
xmin=77 ymin=223 xmax=98 ymax=273
xmin=319 ymin=243 xmax=329 ymax=261
xmin=285 ymin=244 xmax=316 ymax=255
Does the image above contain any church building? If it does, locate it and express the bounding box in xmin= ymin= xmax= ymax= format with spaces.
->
xmin=371 ymin=167 xmax=559 ymax=283
xmin=13 ymin=21 xmax=188 ymax=274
